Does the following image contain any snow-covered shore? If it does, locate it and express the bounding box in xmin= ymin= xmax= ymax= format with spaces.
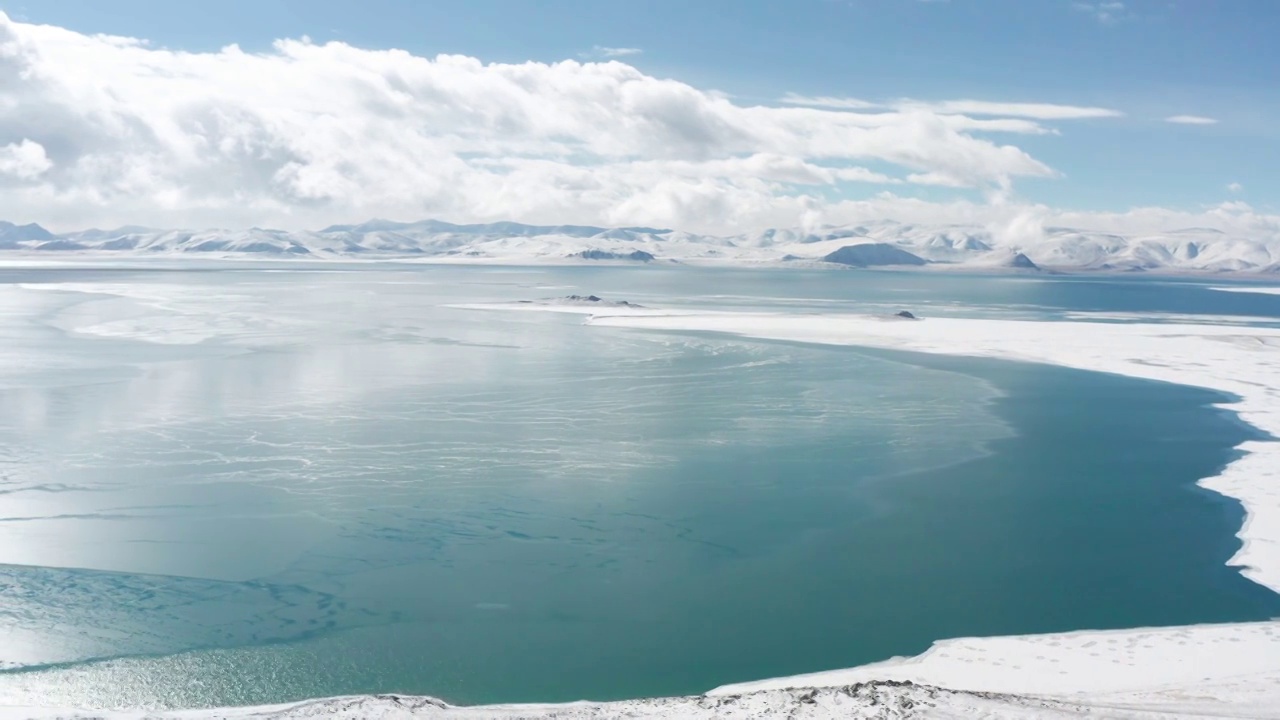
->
xmin=9 ymin=297 xmax=1280 ymax=719
xmin=7 ymin=680 xmax=1255 ymax=719
xmin=9 ymin=622 xmax=1280 ymax=718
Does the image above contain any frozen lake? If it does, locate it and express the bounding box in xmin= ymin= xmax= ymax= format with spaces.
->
xmin=0 ymin=264 xmax=1277 ymax=709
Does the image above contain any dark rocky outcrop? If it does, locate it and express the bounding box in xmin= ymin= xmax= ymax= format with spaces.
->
xmin=576 ymin=249 xmax=656 ymax=262
xmin=823 ymin=243 xmax=927 ymax=267
xmin=895 ymin=311 xmax=918 ymax=319
xmin=558 ymin=295 xmax=644 ymax=307
xmin=1008 ymin=252 xmax=1039 ymax=270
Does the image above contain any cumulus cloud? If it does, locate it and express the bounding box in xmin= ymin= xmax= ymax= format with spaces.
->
xmin=0 ymin=139 xmax=52 ymax=179
xmin=0 ymin=11 xmax=1078 ymax=233
xmin=1228 ymin=182 xmax=1243 ymax=193
xmin=1165 ymin=115 xmax=1218 ymax=125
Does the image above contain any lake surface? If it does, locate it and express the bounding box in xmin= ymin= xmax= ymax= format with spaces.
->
xmin=0 ymin=264 xmax=1278 ymax=709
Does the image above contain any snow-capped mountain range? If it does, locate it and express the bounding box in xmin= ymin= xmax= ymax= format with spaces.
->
xmin=2 ymin=218 xmax=1279 ymax=274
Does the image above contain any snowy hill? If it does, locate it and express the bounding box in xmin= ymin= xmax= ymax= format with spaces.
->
xmin=0 ymin=221 xmax=55 ymax=247
xmin=4 ymin=218 xmax=1280 ymax=274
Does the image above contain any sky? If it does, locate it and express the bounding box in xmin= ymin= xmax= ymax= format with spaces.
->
xmin=0 ymin=0 xmax=1276 ymax=236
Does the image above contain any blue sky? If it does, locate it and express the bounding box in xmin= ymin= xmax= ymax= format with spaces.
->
xmin=0 ymin=0 xmax=1275 ymax=231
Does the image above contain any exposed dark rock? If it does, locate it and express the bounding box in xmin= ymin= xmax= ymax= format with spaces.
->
xmin=895 ymin=310 xmax=918 ymax=319
xmin=561 ymin=294 xmax=643 ymax=307
xmin=1008 ymin=252 xmax=1039 ymax=270
xmin=577 ymin=249 xmax=656 ymax=262
xmin=823 ymin=243 xmax=927 ymax=267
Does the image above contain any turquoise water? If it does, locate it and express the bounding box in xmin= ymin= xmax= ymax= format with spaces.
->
xmin=0 ymin=265 xmax=1277 ymax=708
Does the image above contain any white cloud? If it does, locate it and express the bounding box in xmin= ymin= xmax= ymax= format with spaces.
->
xmin=779 ymin=93 xmax=879 ymax=110
xmin=1228 ymin=182 xmax=1244 ymax=193
xmin=0 ymin=11 xmax=1078 ymax=234
xmin=8 ymin=14 xmax=1257 ymax=244
xmin=896 ymin=100 xmax=1121 ymax=120
xmin=581 ymin=46 xmax=642 ymax=59
xmin=0 ymin=139 xmax=52 ymax=179
xmin=1216 ymin=200 xmax=1252 ymax=214
xmin=1073 ymin=2 xmax=1128 ymax=25
xmin=1165 ymin=115 xmax=1219 ymax=125
xmin=782 ymin=94 xmax=1122 ymax=120
xmin=904 ymin=172 xmax=972 ymax=188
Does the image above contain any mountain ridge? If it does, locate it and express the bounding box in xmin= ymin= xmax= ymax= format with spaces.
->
xmin=3 ymin=218 xmax=1278 ymax=274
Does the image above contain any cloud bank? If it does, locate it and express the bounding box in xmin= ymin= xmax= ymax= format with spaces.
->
xmin=0 ymin=11 xmax=1267 ymax=240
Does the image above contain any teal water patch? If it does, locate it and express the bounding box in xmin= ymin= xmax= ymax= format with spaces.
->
xmin=1 ymin=349 xmax=1275 ymax=708
xmin=0 ymin=267 xmax=1276 ymax=709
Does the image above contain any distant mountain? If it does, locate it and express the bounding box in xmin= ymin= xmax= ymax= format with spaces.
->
xmin=2 ymin=218 xmax=1278 ymax=274
xmin=1007 ymin=252 xmax=1039 ymax=270
xmin=0 ymin=221 xmax=55 ymax=247
xmin=823 ymin=243 xmax=928 ymax=267
xmin=973 ymin=249 xmax=1041 ymax=271
xmin=318 ymin=219 xmax=671 ymax=239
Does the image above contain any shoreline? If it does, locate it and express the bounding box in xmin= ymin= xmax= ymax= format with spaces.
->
xmin=3 ymin=252 xmax=1280 ymax=283
xmin=587 ymin=311 xmax=1280 ymax=595
xmin=8 ymin=303 xmax=1280 ymax=718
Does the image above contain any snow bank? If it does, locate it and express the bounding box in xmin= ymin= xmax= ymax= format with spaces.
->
xmin=711 ymin=621 xmax=1280 ymax=698
xmin=1210 ymin=285 xmax=1280 ymax=296
xmin=9 ymin=645 xmax=1280 ymax=719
